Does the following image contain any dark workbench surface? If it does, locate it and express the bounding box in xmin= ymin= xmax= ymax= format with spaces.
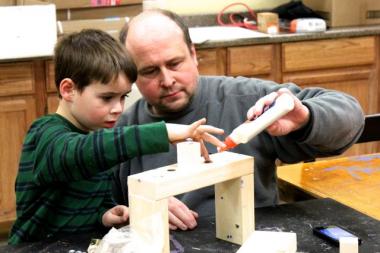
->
xmin=1 ymin=198 xmax=379 ymax=252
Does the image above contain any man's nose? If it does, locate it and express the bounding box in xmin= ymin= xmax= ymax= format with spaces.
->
xmin=159 ymin=68 xmax=176 ymax=87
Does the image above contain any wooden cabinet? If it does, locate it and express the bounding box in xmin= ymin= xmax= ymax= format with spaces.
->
xmin=0 ymin=62 xmax=39 ymax=234
xmin=281 ymin=36 xmax=377 ymax=113
xmin=227 ymin=44 xmax=281 ymax=82
xmin=197 ymin=48 xmax=226 ymax=75
xmin=281 ymin=36 xmax=379 ymax=155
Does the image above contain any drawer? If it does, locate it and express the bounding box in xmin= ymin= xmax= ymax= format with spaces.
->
xmin=0 ymin=62 xmax=35 ymax=96
xmin=197 ymin=49 xmax=226 ymax=75
xmin=45 ymin=60 xmax=56 ymax=93
xmin=282 ymin=36 xmax=375 ymax=72
xmin=227 ymin=45 xmax=274 ymax=76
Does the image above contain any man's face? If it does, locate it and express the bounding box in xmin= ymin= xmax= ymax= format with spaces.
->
xmin=125 ymin=15 xmax=199 ymax=115
xmin=70 ymin=74 xmax=131 ymax=131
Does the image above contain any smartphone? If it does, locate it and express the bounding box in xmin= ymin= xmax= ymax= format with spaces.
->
xmin=313 ymin=225 xmax=362 ymax=246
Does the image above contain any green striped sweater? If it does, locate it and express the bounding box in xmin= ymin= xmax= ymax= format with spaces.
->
xmin=9 ymin=113 xmax=168 ymax=245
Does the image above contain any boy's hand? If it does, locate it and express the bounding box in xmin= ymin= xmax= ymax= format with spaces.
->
xmin=166 ymin=118 xmax=226 ymax=149
xmin=102 ymin=205 xmax=129 ymax=228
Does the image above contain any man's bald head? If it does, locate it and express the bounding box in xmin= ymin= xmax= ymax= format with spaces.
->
xmin=119 ymin=9 xmax=193 ymax=53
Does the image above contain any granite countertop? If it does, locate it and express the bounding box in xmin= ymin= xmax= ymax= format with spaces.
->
xmin=2 ymin=21 xmax=380 ymax=62
xmin=181 ymin=13 xmax=380 ymax=49
xmin=193 ymin=25 xmax=380 ymax=49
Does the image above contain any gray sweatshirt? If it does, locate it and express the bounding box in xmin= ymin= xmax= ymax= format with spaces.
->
xmin=112 ymin=75 xmax=364 ymax=213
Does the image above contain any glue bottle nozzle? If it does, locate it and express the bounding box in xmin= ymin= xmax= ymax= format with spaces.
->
xmin=219 ymin=136 xmax=238 ymax=152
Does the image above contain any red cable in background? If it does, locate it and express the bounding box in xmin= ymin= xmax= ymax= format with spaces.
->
xmin=217 ymin=2 xmax=257 ymax=30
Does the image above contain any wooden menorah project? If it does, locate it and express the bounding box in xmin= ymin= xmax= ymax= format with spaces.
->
xmin=128 ymin=149 xmax=255 ymax=253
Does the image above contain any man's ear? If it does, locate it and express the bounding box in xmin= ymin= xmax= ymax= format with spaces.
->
xmin=190 ymin=44 xmax=198 ymax=67
xmin=59 ymin=78 xmax=76 ymax=101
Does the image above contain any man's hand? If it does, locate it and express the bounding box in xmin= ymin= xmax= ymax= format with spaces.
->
xmin=246 ymin=88 xmax=310 ymax=136
xmin=102 ymin=205 xmax=129 ymax=228
xmin=168 ymin=196 xmax=198 ymax=230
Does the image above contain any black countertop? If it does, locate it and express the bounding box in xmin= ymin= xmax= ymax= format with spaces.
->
xmin=2 ymin=198 xmax=379 ymax=253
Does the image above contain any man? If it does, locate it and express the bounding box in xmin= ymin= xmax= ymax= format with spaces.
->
xmin=113 ymin=9 xmax=364 ymax=231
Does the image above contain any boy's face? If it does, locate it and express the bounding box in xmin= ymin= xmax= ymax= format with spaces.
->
xmin=70 ymin=73 xmax=132 ymax=131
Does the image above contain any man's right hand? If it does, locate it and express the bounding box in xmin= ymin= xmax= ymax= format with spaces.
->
xmin=168 ymin=196 xmax=198 ymax=230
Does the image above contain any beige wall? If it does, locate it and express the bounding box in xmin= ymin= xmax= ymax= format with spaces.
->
xmin=156 ymin=0 xmax=290 ymax=15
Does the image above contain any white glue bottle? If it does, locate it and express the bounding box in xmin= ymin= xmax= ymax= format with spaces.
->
xmin=220 ymin=93 xmax=295 ymax=151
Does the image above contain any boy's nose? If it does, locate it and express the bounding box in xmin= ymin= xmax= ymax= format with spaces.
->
xmin=111 ymin=102 xmax=123 ymax=114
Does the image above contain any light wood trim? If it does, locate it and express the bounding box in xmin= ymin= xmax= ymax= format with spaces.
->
xmin=282 ymin=36 xmax=376 ymax=72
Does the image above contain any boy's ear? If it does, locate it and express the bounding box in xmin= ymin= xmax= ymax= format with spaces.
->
xmin=59 ymin=78 xmax=76 ymax=101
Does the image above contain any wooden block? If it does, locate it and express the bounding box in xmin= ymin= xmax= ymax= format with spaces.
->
xmin=176 ymin=140 xmax=201 ymax=169
xmin=215 ymin=174 xmax=254 ymax=245
xmin=339 ymin=237 xmax=359 ymax=253
xmin=128 ymin=195 xmax=168 ymax=252
xmin=128 ymin=151 xmax=254 ymax=253
xmin=237 ymin=230 xmax=297 ymax=253
xmin=128 ymin=152 xmax=254 ymax=200
xmin=257 ymin=12 xmax=279 ymax=34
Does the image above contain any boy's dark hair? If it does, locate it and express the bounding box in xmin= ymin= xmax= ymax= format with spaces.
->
xmin=54 ymin=29 xmax=137 ymax=97
xmin=119 ymin=9 xmax=192 ymax=52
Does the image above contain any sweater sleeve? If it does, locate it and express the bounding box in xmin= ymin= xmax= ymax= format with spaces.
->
xmin=31 ymin=121 xmax=169 ymax=184
xmin=214 ymin=77 xmax=364 ymax=162
xmin=272 ymin=84 xmax=365 ymax=163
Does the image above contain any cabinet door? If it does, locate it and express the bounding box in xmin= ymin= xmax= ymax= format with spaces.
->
xmin=282 ymin=37 xmax=378 ymax=156
xmin=227 ymin=44 xmax=280 ymax=81
xmin=197 ymin=48 xmax=226 ymax=75
xmin=0 ymin=97 xmax=36 ymax=228
xmin=283 ymin=67 xmax=374 ymax=114
xmin=284 ymin=70 xmax=376 ymax=156
xmin=0 ymin=62 xmax=35 ymax=96
xmin=282 ymin=36 xmax=375 ymax=72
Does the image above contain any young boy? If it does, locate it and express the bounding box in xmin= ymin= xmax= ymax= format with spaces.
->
xmin=9 ymin=29 xmax=224 ymax=245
